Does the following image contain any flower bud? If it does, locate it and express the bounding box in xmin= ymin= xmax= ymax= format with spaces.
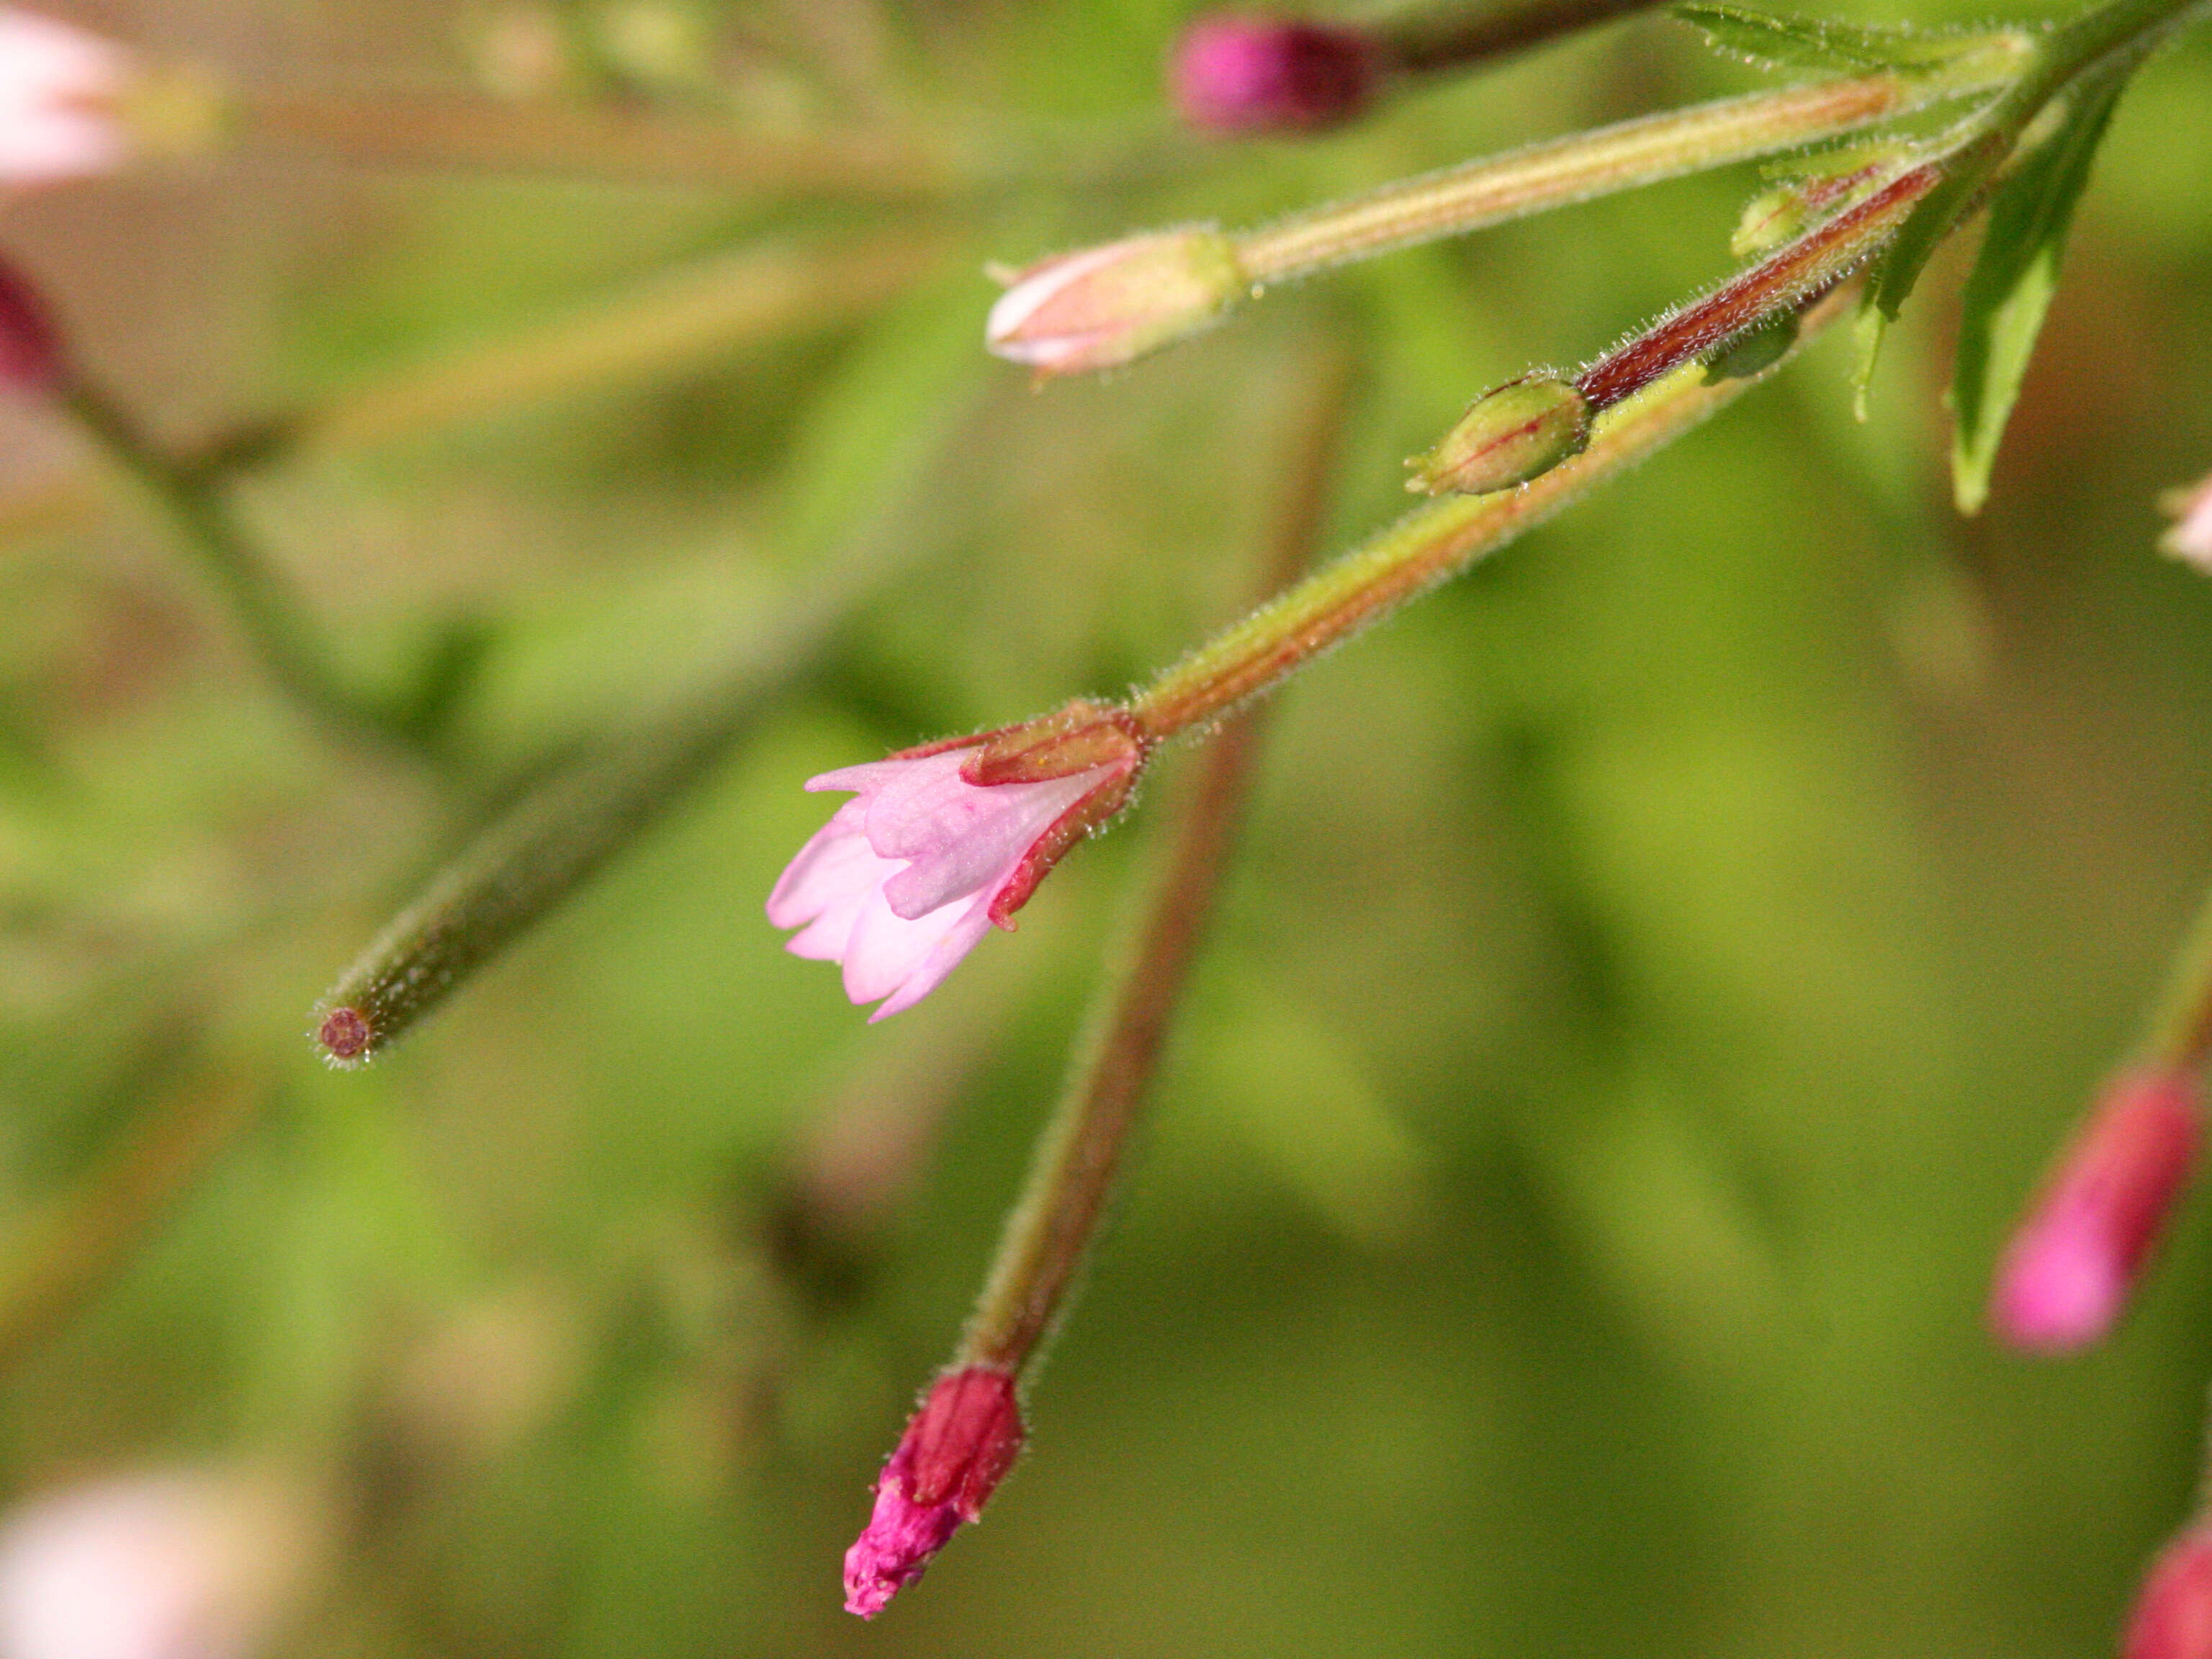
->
xmin=2159 ymin=472 xmax=2212 ymax=573
xmin=985 ymin=228 xmax=1244 ymax=378
xmin=1989 ymin=1067 xmax=2202 ymax=1354
xmin=1169 ymin=15 xmax=1380 ymax=135
xmin=0 ymin=254 xmax=62 ymax=391
xmin=1406 ymin=374 xmax=1590 ymax=496
xmin=2125 ymin=1522 xmax=2212 ymax=1659
xmin=844 ymin=1366 xmax=1024 ymax=1619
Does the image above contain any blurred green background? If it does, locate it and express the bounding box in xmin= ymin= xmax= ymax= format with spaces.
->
xmin=3 ymin=0 xmax=2212 ymax=1653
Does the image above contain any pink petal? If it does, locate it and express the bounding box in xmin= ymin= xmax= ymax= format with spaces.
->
xmin=868 ymin=900 xmax=997 ymax=1022
xmin=764 ymin=801 xmax=884 ymax=930
xmin=878 ymin=769 xmax=1102 ymax=921
xmin=839 ymin=890 xmax=982 ymax=1009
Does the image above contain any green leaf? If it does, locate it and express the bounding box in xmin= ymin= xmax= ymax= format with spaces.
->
xmin=1948 ymin=78 xmax=2125 ymax=513
xmin=1675 ymin=4 xmax=2000 ymax=74
xmin=1866 ymin=131 xmax=2007 ymax=322
xmin=1848 ymin=297 xmax=1887 ymax=421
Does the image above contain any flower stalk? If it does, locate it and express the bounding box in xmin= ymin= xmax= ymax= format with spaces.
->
xmin=1226 ymin=51 xmax=2018 ymax=283
xmin=991 ymin=43 xmax=2024 ymax=377
xmin=1128 ymin=284 xmax=1848 ymax=740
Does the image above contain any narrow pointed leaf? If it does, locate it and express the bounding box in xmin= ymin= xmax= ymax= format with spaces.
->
xmin=1949 ymin=77 xmax=2124 ymax=513
xmin=1676 ymin=4 xmax=2001 ymax=73
xmin=1867 ymin=131 xmax=2007 ymax=321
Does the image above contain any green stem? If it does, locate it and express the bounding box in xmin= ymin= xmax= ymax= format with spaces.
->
xmin=66 ymin=382 xmax=415 ymax=755
xmin=958 ymin=348 xmax=1354 ymax=1375
xmin=1128 ymin=283 xmax=1852 ymax=740
xmin=1230 ymin=47 xmax=2023 ymax=283
xmin=2144 ymin=881 xmax=2212 ymax=1073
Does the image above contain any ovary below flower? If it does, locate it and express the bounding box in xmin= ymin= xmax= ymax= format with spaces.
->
xmin=768 ymin=734 xmax=1138 ymax=1020
xmin=0 ymin=9 xmax=132 ymax=184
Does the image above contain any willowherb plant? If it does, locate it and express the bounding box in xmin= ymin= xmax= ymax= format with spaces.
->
xmin=4 ymin=0 xmax=2212 ymax=1646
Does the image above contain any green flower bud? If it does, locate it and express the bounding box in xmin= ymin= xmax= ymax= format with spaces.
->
xmin=1406 ymin=374 xmax=1590 ymax=496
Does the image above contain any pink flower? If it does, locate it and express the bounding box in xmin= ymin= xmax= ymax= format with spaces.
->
xmin=0 ymin=9 xmax=131 ymax=186
xmin=2126 ymin=1523 xmax=2212 ymax=1659
xmin=844 ymin=1367 xmax=1025 ymax=1619
xmin=1989 ymin=1067 xmax=2202 ymax=1354
xmin=985 ymin=228 xmax=1244 ymax=378
xmin=1169 ymin=15 xmax=1380 ymax=135
xmin=2162 ymin=472 xmax=2212 ymax=572
xmin=768 ymin=711 xmax=1142 ymax=1020
xmin=0 ymin=1472 xmax=322 ymax=1659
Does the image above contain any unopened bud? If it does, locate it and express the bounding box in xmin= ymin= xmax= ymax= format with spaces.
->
xmin=985 ymin=228 xmax=1244 ymax=378
xmin=1170 ymin=15 xmax=1380 ymax=135
xmin=2159 ymin=472 xmax=2212 ymax=573
xmin=0 ymin=255 xmax=61 ymax=390
xmin=844 ymin=1366 xmax=1024 ymax=1619
xmin=1989 ymin=1067 xmax=2202 ymax=1354
xmin=2125 ymin=1523 xmax=2212 ymax=1659
xmin=1730 ymin=163 xmax=1886 ymax=259
xmin=1407 ymin=374 xmax=1589 ymax=495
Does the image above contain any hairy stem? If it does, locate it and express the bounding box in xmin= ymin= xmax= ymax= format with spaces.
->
xmin=1128 ymin=284 xmax=1853 ymax=740
xmin=1229 ymin=46 xmax=2022 ymax=282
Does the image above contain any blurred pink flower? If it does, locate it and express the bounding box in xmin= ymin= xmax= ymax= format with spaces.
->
xmin=844 ymin=1367 xmax=1024 ymax=1619
xmin=0 ymin=1473 xmax=319 ymax=1659
xmin=2162 ymin=473 xmax=2212 ymax=572
xmin=768 ymin=737 xmax=1137 ymax=1020
xmin=0 ymin=8 xmax=130 ymax=185
xmin=1170 ymin=14 xmax=1380 ymax=134
xmin=2126 ymin=1522 xmax=2212 ymax=1659
xmin=1989 ymin=1067 xmax=2202 ymax=1354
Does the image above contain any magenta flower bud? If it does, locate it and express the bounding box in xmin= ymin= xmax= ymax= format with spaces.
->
xmin=984 ymin=228 xmax=1244 ymax=379
xmin=0 ymin=254 xmax=60 ymax=390
xmin=843 ymin=1366 xmax=1025 ymax=1619
xmin=1990 ymin=1067 xmax=2203 ymax=1354
xmin=2125 ymin=1523 xmax=2212 ymax=1659
xmin=1170 ymin=14 xmax=1380 ymax=135
xmin=768 ymin=703 xmax=1144 ymax=1020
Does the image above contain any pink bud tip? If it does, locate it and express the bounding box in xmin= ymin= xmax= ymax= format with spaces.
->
xmin=1169 ymin=14 xmax=1379 ymax=135
xmin=0 ymin=256 xmax=60 ymax=391
xmin=2126 ymin=1524 xmax=2212 ymax=1659
xmin=842 ymin=1366 xmax=1023 ymax=1619
xmin=1989 ymin=1068 xmax=2202 ymax=1354
xmin=317 ymin=1007 xmax=372 ymax=1064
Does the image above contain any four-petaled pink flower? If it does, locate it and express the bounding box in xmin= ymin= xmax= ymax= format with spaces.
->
xmin=0 ymin=8 xmax=131 ymax=186
xmin=768 ymin=711 xmax=1142 ymax=1020
xmin=844 ymin=1366 xmax=1025 ymax=1619
xmin=1989 ymin=1066 xmax=2203 ymax=1354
